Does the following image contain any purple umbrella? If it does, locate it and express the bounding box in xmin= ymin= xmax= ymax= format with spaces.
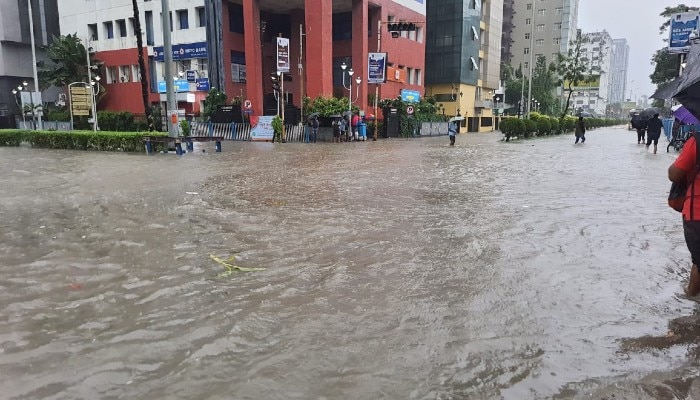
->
xmin=673 ymin=105 xmax=700 ymax=125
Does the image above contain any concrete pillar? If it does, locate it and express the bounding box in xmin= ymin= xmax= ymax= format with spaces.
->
xmin=243 ymin=0 xmax=263 ymax=114
xmin=352 ymin=0 xmax=369 ymax=113
xmin=304 ymin=0 xmax=333 ymax=98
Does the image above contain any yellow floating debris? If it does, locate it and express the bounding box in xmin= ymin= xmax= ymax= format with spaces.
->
xmin=210 ymin=254 xmax=266 ymax=277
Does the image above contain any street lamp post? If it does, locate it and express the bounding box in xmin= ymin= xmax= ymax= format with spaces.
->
xmin=20 ymin=81 xmax=37 ymax=129
xmin=11 ymin=88 xmax=26 ymax=128
xmin=90 ymin=75 xmax=101 ymax=131
xmin=340 ymin=62 xmax=360 ymax=115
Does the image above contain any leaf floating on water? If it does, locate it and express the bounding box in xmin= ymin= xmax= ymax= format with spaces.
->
xmin=210 ymin=254 xmax=266 ymax=277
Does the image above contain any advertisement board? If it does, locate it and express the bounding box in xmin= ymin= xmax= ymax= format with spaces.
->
xmin=401 ymin=89 xmax=420 ymax=103
xmin=368 ymin=52 xmax=387 ymax=84
xmin=158 ymin=80 xmax=190 ymax=93
xmin=250 ymin=116 xmax=275 ymax=141
xmin=276 ymin=37 xmax=290 ymax=73
xmin=669 ymin=12 xmax=700 ymax=54
xmin=69 ymin=87 xmax=91 ymax=116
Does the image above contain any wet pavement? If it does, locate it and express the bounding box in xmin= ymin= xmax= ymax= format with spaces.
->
xmin=1 ymin=127 xmax=699 ymax=399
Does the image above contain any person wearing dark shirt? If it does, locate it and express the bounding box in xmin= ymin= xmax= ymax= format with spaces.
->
xmin=646 ymin=114 xmax=663 ymax=154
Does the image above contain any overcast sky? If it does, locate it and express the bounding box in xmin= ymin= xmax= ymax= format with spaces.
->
xmin=578 ymin=0 xmax=681 ymax=101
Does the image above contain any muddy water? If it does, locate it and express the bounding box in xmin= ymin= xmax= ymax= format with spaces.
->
xmin=0 ymin=129 xmax=696 ymax=399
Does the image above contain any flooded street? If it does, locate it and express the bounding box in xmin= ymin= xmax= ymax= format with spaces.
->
xmin=1 ymin=127 xmax=698 ymax=399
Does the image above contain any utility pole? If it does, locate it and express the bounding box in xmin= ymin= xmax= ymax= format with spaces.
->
xmin=526 ymin=3 xmax=535 ymax=117
xmin=373 ymin=19 xmax=381 ymax=141
xmin=161 ymin=0 xmax=177 ymax=137
xmin=299 ymin=24 xmax=306 ymax=125
xmin=28 ymin=0 xmax=43 ymax=130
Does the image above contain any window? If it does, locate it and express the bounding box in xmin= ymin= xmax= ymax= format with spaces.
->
xmin=553 ymin=38 xmax=561 ymax=45
xmin=415 ymin=69 xmax=422 ymax=86
xmin=576 ymin=100 xmax=584 ymax=104
xmin=129 ymin=18 xmax=135 ymax=36
xmin=524 ymin=47 xmax=530 ymax=54
xmin=469 ymin=0 xmax=481 ymax=10
xmin=470 ymin=57 xmax=479 ymax=71
xmin=177 ymin=9 xmax=189 ymax=30
xmin=104 ymin=21 xmax=114 ymax=39
xmin=537 ymin=24 xmax=545 ymax=32
xmin=407 ymin=67 xmax=414 ymax=84
xmin=88 ymin=24 xmax=98 ymax=40
xmin=554 ymin=23 xmax=562 ymax=30
xmin=416 ymin=27 xmax=424 ymax=43
xmin=116 ymin=19 xmax=127 ymax=37
xmin=525 ymin=33 xmax=530 ymax=40
xmin=119 ymin=65 xmax=131 ymax=82
xmin=332 ymin=12 xmax=352 ymax=41
xmin=537 ymin=9 xmax=546 ymax=16
xmin=526 ymin=18 xmax=531 ymax=25
xmin=526 ymin=3 xmax=532 ymax=9
xmin=131 ymin=65 xmax=140 ymax=82
xmin=196 ymin=7 xmax=205 ymax=27
xmin=593 ymin=47 xmax=600 ymax=51
xmin=555 ymin=7 xmax=563 ymax=14
xmin=106 ymin=66 xmax=118 ymax=84
xmin=524 ymin=61 xmax=529 ymax=69
xmin=228 ymin=3 xmax=244 ymax=33
xmin=145 ymin=11 xmax=154 ymax=45
xmin=536 ymin=39 xmax=544 ymax=46
xmin=471 ymin=26 xmax=479 ymax=41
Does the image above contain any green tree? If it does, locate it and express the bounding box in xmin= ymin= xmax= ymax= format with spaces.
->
xmin=131 ymin=0 xmax=154 ymax=131
xmin=203 ymin=88 xmax=228 ymax=118
xmin=556 ymin=31 xmax=590 ymax=119
xmin=531 ymin=55 xmax=559 ymax=115
xmin=504 ymin=64 xmax=524 ymax=115
xmin=658 ymin=4 xmax=700 ymax=34
xmin=37 ymin=34 xmax=98 ymax=89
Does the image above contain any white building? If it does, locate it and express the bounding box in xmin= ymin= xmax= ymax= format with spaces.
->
xmin=609 ymin=38 xmax=630 ymax=105
xmin=571 ymin=30 xmax=613 ymax=116
xmin=57 ymin=0 xmax=209 ymax=114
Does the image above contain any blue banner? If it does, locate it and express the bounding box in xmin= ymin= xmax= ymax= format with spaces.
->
xmin=368 ymin=52 xmax=387 ymax=84
xmin=669 ymin=12 xmax=700 ymax=54
xmin=186 ymin=70 xmax=196 ymax=82
xmin=401 ymin=89 xmax=420 ymax=103
xmin=196 ymin=78 xmax=210 ymax=92
xmin=153 ymin=42 xmax=208 ymax=61
xmin=158 ymin=80 xmax=190 ymax=93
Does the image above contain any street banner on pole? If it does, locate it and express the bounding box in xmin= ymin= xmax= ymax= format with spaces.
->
xmin=669 ymin=11 xmax=700 ymax=54
xmin=276 ymin=37 xmax=290 ymax=73
xmin=69 ymin=86 xmax=92 ymax=116
xmin=368 ymin=52 xmax=387 ymax=84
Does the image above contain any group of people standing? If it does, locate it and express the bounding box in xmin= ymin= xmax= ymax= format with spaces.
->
xmin=631 ymin=113 xmax=664 ymax=154
xmin=331 ymin=113 xmax=364 ymax=143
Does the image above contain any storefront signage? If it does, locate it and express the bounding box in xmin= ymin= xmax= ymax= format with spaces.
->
xmin=158 ymin=80 xmax=190 ymax=93
xmin=196 ymin=78 xmax=210 ymax=92
xmin=401 ymin=89 xmax=420 ymax=103
xmin=153 ymin=42 xmax=208 ymax=61
xmin=669 ymin=11 xmax=700 ymax=54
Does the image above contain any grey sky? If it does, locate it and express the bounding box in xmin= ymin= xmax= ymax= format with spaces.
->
xmin=578 ymin=0 xmax=681 ymax=102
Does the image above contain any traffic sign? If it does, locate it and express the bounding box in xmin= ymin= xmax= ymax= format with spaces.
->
xmin=244 ymin=99 xmax=252 ymax=109
xmin=406 ymin=105 xmax=414 ymax=115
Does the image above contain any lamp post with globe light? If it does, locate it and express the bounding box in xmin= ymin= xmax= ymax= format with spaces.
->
xmin=10 ymin=87 xmax=26 ymax=128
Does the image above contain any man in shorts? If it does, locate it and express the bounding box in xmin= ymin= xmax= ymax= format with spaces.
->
xmin=669 ymin=128 xmax=700 ymax=296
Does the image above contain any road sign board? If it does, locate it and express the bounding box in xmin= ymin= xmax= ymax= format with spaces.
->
xmin=406 ymin=105 xmax=414 ymax=115
xmin=244 ymin=99 xmax=252 ymax=109
xmin=70 ymin=86 xmax=92 ymax=116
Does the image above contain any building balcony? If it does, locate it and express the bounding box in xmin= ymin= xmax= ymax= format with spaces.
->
xmin=475 ymin=99 xmax=493 ymax=109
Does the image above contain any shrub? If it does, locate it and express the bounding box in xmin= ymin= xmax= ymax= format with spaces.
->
xmin=549 ymin=117 xmax=560 ymax=134
xmin=524 ymin=119 xmax=538 ymax=138
xmin=0 ymin=129 xmax=166 ymax=152
xmin=180 ymin=120 xmax=191 ymax=137
xmin=536 ymin=118 xmax=551 ymax=136
xmin=97 ymin=111 xmax=136 ymax=131
xmin=47 ymin=110 xmax=71 ymax=122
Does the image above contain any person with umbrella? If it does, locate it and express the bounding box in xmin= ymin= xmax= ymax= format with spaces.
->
xmin=646 ymin=113 xmax=663 ymax=154
xmin=575 ymin=116 xmax=586 ymax=144
xmin=448 ymin=116 xmax=463 ymax=146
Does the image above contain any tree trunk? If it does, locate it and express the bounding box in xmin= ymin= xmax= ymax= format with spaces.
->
xmin=560 ymin=82 xmax=574 ymax=120
xmin=131 ymin=0 xmax=154 ymax=131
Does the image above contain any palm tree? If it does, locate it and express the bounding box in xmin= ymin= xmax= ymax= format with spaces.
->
xmin=131 ymin=0 xmax=154 ymax=131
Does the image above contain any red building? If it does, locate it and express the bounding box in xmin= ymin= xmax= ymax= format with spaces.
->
xmin=58 ymin=0 xmax=426 ymax=120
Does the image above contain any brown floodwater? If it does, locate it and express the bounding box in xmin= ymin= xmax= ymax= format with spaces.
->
xmin=1 ymin=128 xmax=697 ymax=399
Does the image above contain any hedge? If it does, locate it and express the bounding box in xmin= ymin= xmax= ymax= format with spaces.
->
xmin=499 ymin=115 xmax=627 ymax=141
xmin=0 ymin=129 xmax=167 ymax=152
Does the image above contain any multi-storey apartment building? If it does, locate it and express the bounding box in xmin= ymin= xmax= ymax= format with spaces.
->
xmin=609 ymin=38 xmax=630 ymax=105
xmin=425 ymin=0 xmax=503 ymax=133
xmin=570 ymin=30 xmax=613 ymax=116
xmin=505 ymin=0 xmax=579 ymax=75
xmin=57 ymin=0 xmax=426 ymax=118
xmin=0 ymin=0 xmax=60 ymax=128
